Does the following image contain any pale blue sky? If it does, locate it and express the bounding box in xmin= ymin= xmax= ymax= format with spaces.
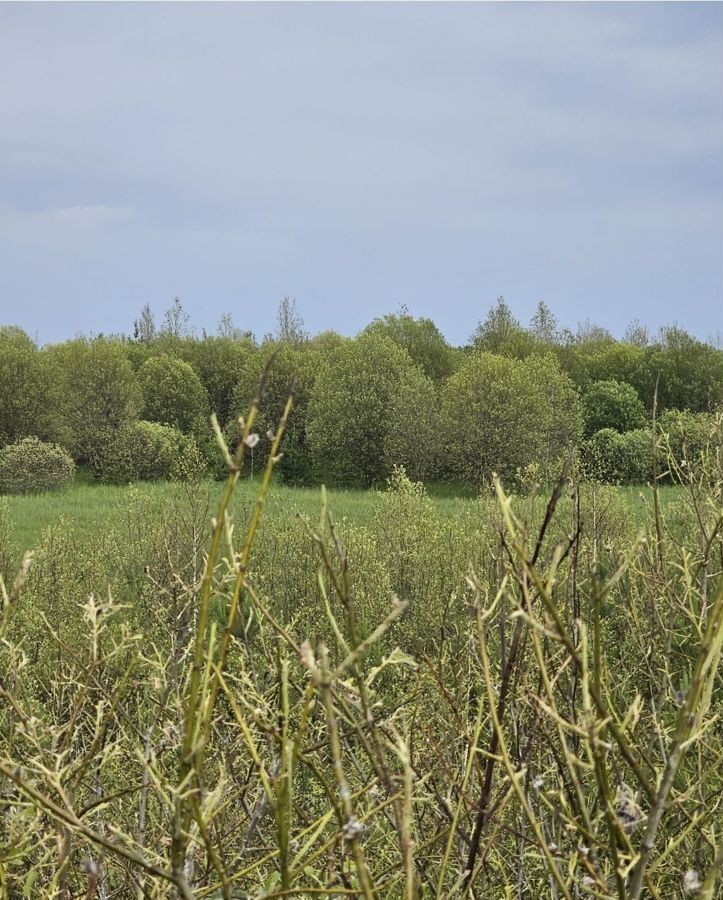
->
xmin=1 ymin=2 xmax=721 ymax=345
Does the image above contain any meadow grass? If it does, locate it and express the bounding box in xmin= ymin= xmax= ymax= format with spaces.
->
xmin=2 ymin=474 xmax=682 ymax=558
xmin=0 ymin=446 xmax=719 ymax=898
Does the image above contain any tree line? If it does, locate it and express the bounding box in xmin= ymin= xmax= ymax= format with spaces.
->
xmin=1 ymin=296 xmax=722 ymax=490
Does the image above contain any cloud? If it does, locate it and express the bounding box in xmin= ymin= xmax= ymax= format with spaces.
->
xmin=0 ymin=205 xmax=138 ymax=231
xmin=0 ymin=2 xmax=720 ymax=343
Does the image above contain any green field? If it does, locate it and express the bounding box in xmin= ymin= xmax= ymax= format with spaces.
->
xmin=1 ymin=468 xmax=720 ymax=897
xmin=2 ymin=474 xmax=681 ymax=558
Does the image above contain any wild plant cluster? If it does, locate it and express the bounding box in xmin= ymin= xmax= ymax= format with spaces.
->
xmin=1 ymin=383 xmax=722 ymax=898
xmin=2 ymin=298 xmax=722 ymax=492
xmin=0 ymin=438 xmax=75 ymax=495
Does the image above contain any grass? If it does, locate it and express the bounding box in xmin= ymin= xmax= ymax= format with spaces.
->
xmin=0 ymin=446 xmax=720 ymax=897
xmin=2 ymin=475 xmax=683 ymax=556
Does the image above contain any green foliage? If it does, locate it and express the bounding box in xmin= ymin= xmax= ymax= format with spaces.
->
xmin=306 ymin=333 xmax=422 ymax=485
xmin=0 ymin=437 xmax=75 ymax=494
xmin=137 ymin=354 xmax=209 ymax=432
xmin=470 ymin=296 xmax=536 ymax=358
xmin=582 ymin=427 xmax=653 ymax=484
xmin=558 ymin=326 xmax=723 ymax=414
xmin=184 ymin=336 xmax=254 ymax=424
xmin=0 ymin=328 xmax=54 ymax=445
xmin=442 ymin=351 xmax=582 ymax=486
xmin=658 ymin=409 xmax=717 ymax=474
xmin=529 ymin=300 xmax=559 ymax=343
xmin=557 ymin=340 xmax=646 ymax=396
xmin=2 ymin=409 xmax=721 ymax=897
xmin=2 ymin=305 xmax=721 ymax=491
xmin=230 ymin=343 xmax=319 ymax=483
xmin=363 ymin=307 xmax=456 ymax=382
xmin=307 ymin=330 xmax=351 ymax=354
xmin=383 ymin=367 xmax=440 ymax=481
xmin=643 ymin=327 xmax=723 ymax=412
xmin=582 ymin=379 xmax=647 ymax=436
xmin=47 ymin=337 xmax=142 ymax=461
xmin=0 ymin=501 xmax=17 ymax=588
xmin=91 ymin=420 xmax=190 ymax=482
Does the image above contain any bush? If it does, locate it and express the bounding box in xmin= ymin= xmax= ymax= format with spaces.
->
xmin=306 ymin=333 xmax=424 ymax=485
xmin=582 ymin=427 xmax=653 ymax=484
xmin=137 ymin=354 xmax=209 ymax=433
xmin=363 ymin=310 xmax=457 ymax=382
xmin=0 ymin=437 xmax=75 ymax=494
xmin=383 ymin=368 xmax=440 ymax=482
xmin=582 ymin=379 xmax=647 ymax=436
xmin=229 ymin=343 xmax=319 ymax=484
xmin=441 ymin=352 xmax=582 ymax=487
xmin=46 ymin=338 xmax=142 ymax=462
xmin=0 ymin=328 xmax=55 ymax=445
xmin=657 ymin=409 xmax=716 ymax=474
xmin=91 ymin=421 xmax=190 ymax=482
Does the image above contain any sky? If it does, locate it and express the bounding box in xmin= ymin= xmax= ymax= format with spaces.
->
xmin=0 ymin=2 xmax=721 ymax=346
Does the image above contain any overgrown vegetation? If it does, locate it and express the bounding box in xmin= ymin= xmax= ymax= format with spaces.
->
xmin=1 ymin=371 xmax=722 ymax=896
xmin=0 ymin=437 xmax=75 ymax=495
xmin=1 ymin=297 xmax=721 ymax=490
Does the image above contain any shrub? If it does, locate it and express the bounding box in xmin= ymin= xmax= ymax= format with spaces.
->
xmin=616 ymin=428 xmax=654 ymax=483
xmin=441 ymin=352 xmax=582 ymax=487
xmin=582 ymin=379 xmax=647 ymax=436
xmin=137 ymin=354 xmax=209 ymax=433
xmin=582 ymin=427 xmax=653 ymax=484
xmin=229 ymin=343 xmax=319 ymax=484
xmin=657 ymin=409 xmax=716 ymax=473
xmin=46 ymin=338 xmax=142 ymax=462
xmin=306 ymin=333 xmax=424 ymax=485
xmin=0 ymin=328 xmax=55 ymax=445
xmin=184 ymin=336 xmax=255 ymax=425
xmin=0 ymin=437 xmax=75 ymax=494
xmin=383 ymin=368 xmax=440 ymax=481
xmin=91 ymin=421 xmax=189 ymax=482
xmin=363 ymin=310 xmax=457 ymax=382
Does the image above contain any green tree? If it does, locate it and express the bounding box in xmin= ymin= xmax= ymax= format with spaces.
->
xmin=306 ymin=333 xmax=421 ymax=485
xmin=0 ymin=328 xmax=54 ymax=445
xmin=641 ymin=327 xmax=723 ymax=412
xmin=274 ymin=296 xmax=308 ymax=346
xmin=581 ymin=428 xmax=653 ymax=484
xmin=530 ymin=300 xmax=559 ymax=345
xmin=137 ymin=355 xmax=209 ymax=433
xmin=363 ymin=307 xmax=456 ymax=382
xmin=47 ymin=338 xmax=142 ymax=461
xmin=556 ymin=341 xmax=646 ymax=398
xmin=383 ymin=367 xmax=440 ymax=481
xmin=229 ymin=343 xmax=319 ymax=483
xmin=582 ymin=380 xmax=647 ymax=436
xmin=161 ymin=297 xmax=192 ymax=338
xmin=470 ymin=296 xmax=536 ymax=358
xmin=441 ymin=352 xmax=581 ymax=486
xmin=184 ymin=336 xmax=255 ymax=425
xmin=307 ymin=330 xmax=350 ymax=354
xmin=133 ymin=303 xmax=157 ymax=343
